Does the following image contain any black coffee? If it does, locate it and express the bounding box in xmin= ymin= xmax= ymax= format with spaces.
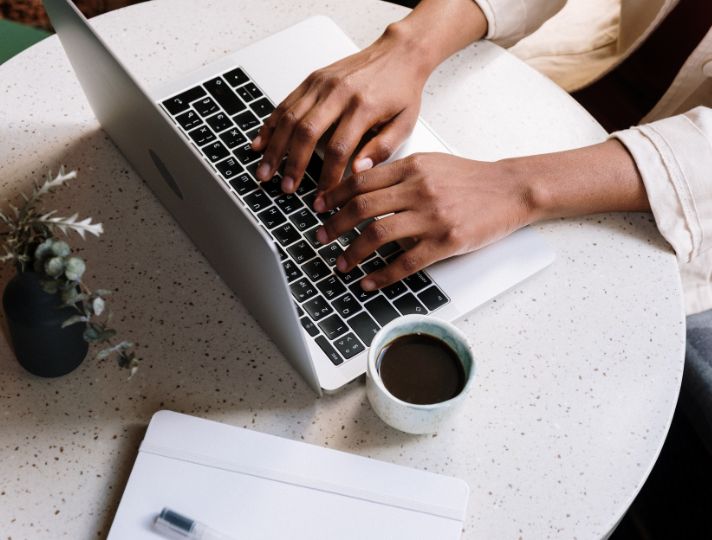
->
xmin=377 ymin=333 xmax=466 ymax=405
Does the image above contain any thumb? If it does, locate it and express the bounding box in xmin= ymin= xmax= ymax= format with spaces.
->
xmin=352 ymin=109 xmax=418 ymax=173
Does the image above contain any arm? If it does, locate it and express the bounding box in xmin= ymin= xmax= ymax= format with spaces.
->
xmin=252 ymin=0 xmax=489 ymax=193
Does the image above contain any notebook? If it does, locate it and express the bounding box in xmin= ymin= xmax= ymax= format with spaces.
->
xmin=108 ymin=411 xmax=469 ymax=539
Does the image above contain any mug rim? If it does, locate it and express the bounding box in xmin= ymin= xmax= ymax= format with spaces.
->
xmin=366 ymin=314 xmax=476 ymax=410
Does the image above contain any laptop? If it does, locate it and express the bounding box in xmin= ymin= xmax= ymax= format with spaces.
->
xmin=44 ymin=0 xmax=555 ymax=395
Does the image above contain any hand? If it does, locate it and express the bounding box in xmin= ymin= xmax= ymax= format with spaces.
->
xmin=250 ymin=24 xmax=431 ymax=194
xmin=312 ymin=153 xmax=537 ymax=290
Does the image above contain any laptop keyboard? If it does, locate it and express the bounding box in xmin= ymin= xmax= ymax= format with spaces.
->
xmin=161 ymin=66 xmax=450 ymax=366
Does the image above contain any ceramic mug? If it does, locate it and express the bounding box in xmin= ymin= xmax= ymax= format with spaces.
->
xmin=366 ymin=314 xmax=476 ymax=434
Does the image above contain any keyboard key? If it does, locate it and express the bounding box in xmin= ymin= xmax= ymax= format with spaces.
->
xmin=234 ymin=142 xmax=262 ymax=165
xmin=278 ymin=246 xmax=288 ymax=260
xmin=245 ymin=127 xmax=261 ymax=143
xmin=336 ymin=266 xmax=365 ymax=285
xmin=337 ymin=229 xmax=358 ymax=247
xmin=193 ymin=96 xmax=219 ymax=117
xmin=175 ymin=109 xmax=202 ymax=130
xmin=365 ymin=296 xmax=399 ymax=326
xmin=245 ymin=160 xmax=261 ymax=180
xmin=289 ymin=209 xmax=319 ymax=232
xmin=162 ymin=86 xmax=206 ymax=115
xmin=302 ymin=259 xmax=331 ymax=283
xmin=300 ymin=317 xmax=319 ymax=337
xmin=206 ymin=112 xmax=233 ymax=133
xmin=281 ymin=259 xmax=303 ymax=283
xmin=349 ymin=281 xmax=378 ymax=302
xmin=203 ymin=141 xmax=230 ymax=163
xmin=316 ymin=275 xmax=346 ymax=300
xmin=348 ymin=312 xmax=380 ymax=346
xmin=377 ymin=242 xmax=401 ymax=257
xmin=305 ymin=153 xmax=322 ymax=183
xmin=223 ymin=67 xmax=249 ymax=87
xmin=236 ymin=82 xmax=263 ymax=102
xmin=316 ymin=209 xmax=338 ymax=223
xmin=333 ymin=333 xmax=364 ymax=359
xmin=332 ymin=293 xmax=361 ymax=319
xmin=418 ymin=286 xmax=449 ymax=311
xmin=219 ymin=128 xmax=247 ymax=149
xmin=303 ymin=227 xmax=321 ymax=248
xmin=234 ymin=109 xmax=261 ymax=132
xmin=187 ymin=125 xmax=216 ymax=146
xmin=318 ymin=314 xmax=348 ymax=340
xmin=216 ymin=157 xmax=243 ymax=180
xmin=303 ymin=295 xmax=333 ymax=321
xmin=275 ymin=193 xmax=303 ymax=215
xmin=315 ymin=335 xmax=342 ymax=365
xmin=250 ymin=97 xmax=275 ymax=118
xmin=228 ymin=172 xmax=257 ymax=195
xmin=243 ymin=190 xmax=270 ymax=213
xmin=259 ymin=175 xmax=282 ymax=197
xmin=356 ymin=219 xmax=374 ymax=232
xmin=204 ymin=76 xmax=246 ymax=115
xmin=295 ymin=176 xmax=317 ymax=196
xmin=394 ymin=293 xmax=427 ymax=315
xmin=295 ymin=303 xmax=304 ymax=317
xmin=290 ymin=278 xmax=317 ymax=303
xmin=404 ymin=271 xmax=432 ymax=292
xmin=318 ymin=243 xmax=343 ymax=266
xmin=302 ymin=191 xmax=317 ymax=211
xmin=362 ymin=257 xmax=386 ymax=274
xmin=256 ymin=205 xmax=286 ymax=229
xmin=272 ymin=223 xmax=301 ymax=246
xmin=287 ymin=240 xmax=316 ymax=264
xmin=382 ymin=281 xmax=407 ymax=300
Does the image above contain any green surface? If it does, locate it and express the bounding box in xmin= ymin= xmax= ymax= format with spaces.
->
xmin=0 ymin=19 xmax=51 ymax=64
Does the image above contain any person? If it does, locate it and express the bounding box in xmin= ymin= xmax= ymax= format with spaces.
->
xmin=250 ymin=0 xmax=712 ymax=322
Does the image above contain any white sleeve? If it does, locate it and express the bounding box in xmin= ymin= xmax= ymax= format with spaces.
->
xmin=473 ymin=0 xmax=568 ymax=47
xmin=613 ymin=106 xmax=712 ymax=263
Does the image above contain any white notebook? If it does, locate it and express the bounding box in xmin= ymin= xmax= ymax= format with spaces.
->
xmin=108 ymin=411 xmax=469 ymax=539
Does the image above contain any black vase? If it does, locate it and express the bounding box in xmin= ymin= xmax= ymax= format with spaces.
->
xmin=2 ymin=271 xmax=88 ymax=377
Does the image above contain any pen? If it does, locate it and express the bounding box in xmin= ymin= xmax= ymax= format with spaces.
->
xmin=154 ymin=508 xmax=236 ymax=540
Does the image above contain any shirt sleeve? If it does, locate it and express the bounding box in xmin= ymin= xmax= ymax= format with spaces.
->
xmin=612 ymin=106 xmax=712 ymax=263
xmin=473 ymin=0 xmax=568 ymax=47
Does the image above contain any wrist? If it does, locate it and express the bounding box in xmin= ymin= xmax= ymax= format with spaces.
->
xmin=379 ymin=20 xmax=440 ymax=79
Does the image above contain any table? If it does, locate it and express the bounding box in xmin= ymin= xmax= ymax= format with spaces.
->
xmin=0 ymin=1 xmax=685 ymax=538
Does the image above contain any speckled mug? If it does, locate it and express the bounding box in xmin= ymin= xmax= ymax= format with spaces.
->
xmin=366 ymin=314 xmax=476 ymax=434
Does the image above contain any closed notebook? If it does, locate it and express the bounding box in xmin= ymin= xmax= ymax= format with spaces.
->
xmin=108 ymin=410 xmax=469 ymax=539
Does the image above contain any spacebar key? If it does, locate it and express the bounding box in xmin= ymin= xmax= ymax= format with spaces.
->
xmin=315 ymin=336 xmax=343 ymax=366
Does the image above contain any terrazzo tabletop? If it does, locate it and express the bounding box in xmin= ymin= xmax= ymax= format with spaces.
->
xmin=0 ymin=0 xmax=685 ymax=538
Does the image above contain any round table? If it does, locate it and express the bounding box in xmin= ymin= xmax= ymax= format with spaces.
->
xmin=0 ymin=1 xmax=685 ymax=538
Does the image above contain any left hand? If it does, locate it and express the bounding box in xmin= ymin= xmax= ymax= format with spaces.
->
xmin=312 ymin=152 xmax=537 ymax=291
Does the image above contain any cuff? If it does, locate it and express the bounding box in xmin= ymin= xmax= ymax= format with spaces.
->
xmin=473 ymin=0 xmax=566 ymax=48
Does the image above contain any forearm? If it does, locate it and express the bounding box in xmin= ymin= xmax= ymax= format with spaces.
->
xmin=385 ymin=0 xmax=488 ymax=74
xmin=506 ymin=139 xmax=651 ymax=222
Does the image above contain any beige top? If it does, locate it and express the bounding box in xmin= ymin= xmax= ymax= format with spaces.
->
xmin=475 ymin=0 xmax=712 ymax=314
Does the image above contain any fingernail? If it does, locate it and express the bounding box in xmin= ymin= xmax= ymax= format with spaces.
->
xmin=336 ymin=257 xmax=347 ymax=272
xmin=353 ymin=157 xmax=373 ymax=173
xmin=316 ymin=227 xmax=328 ymax=245
xmin=361 ymin=278 xmax=376 ymax=291
xmin=282 ymin=176 xmax=294 ymax=193
xmin=313 ymin=196 xmax=325 ymax=213
xmin=256 ymin=162 xmax=271 ymax=181
xmin=251 ymin=135 xmax=262 ymax=148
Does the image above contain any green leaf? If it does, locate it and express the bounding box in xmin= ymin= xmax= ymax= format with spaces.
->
xmin=34 ymin=238 xmax=54 ymax=262
xmin=64 ymin=257 xmax=86 ymax=281
xmin=94 ymin=289 xmax=113 ymax=297
xmin=92 ymin=296 xmax=105 ymax=316
xmin=62 ymin=315 xmax=88 ymax=328
xmin=95 ymin=340 xmax=133 ymax=360
xmin=50 ymin=240 xmax=70 ymax=257
xmin=41 ymin=280 xmax=59 ymax=294
xmin=97 ymin=328 xmax=117 ymax=342
xmin=83 ymin=325 xmax=100 ymax=342
xmin=44 ymin=256 xmax=65 ymax=278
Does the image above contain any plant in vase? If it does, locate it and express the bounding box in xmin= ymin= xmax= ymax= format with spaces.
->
xmin=0 ymin=167 xmax=139 ymax=377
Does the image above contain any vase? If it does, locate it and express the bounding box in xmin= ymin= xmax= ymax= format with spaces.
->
xmin=2 ymin=271 xmax=88 ymax=377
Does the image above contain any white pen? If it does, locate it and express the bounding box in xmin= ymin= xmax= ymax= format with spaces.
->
xmin=153 ymin=508 xmax=236 ymax=540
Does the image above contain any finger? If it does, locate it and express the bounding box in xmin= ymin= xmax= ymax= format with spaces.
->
xmin=360 ymin=241 xmax=439 ymax=291
xmin=280 ymin=98 xmax=345 ymax=193
xmin=251 ymin=85 xmax=306 ymax=152
xmin=313 ymin=159 xmax=406 ymax=213
xmin=352 ymin=108 xmax=418 ymax=173
xmin=315 ymin=111 xmax=373 ymax=192
xmin=254 ymin=95 xmax=316 ymax=182
xmin=334 ymin=212 xmax=423 ymax=273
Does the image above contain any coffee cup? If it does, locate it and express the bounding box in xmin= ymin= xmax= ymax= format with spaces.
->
xmin=366 ymin=314 xmax=476 ymax=434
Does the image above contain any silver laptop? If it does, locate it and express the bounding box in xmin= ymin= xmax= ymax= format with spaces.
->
xmin=44 ymin=0 xmax=555 ymax=395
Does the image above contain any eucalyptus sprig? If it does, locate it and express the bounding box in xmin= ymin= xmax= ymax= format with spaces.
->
xmin=1 ymin=168 xmax=139 ymax=376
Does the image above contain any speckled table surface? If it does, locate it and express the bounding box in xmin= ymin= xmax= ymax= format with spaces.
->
xmin=0 ymin=1 xmax=685 ymax=538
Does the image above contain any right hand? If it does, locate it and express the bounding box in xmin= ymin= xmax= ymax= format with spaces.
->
xmin=250 ymin=23 xmax=432 ymax=193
